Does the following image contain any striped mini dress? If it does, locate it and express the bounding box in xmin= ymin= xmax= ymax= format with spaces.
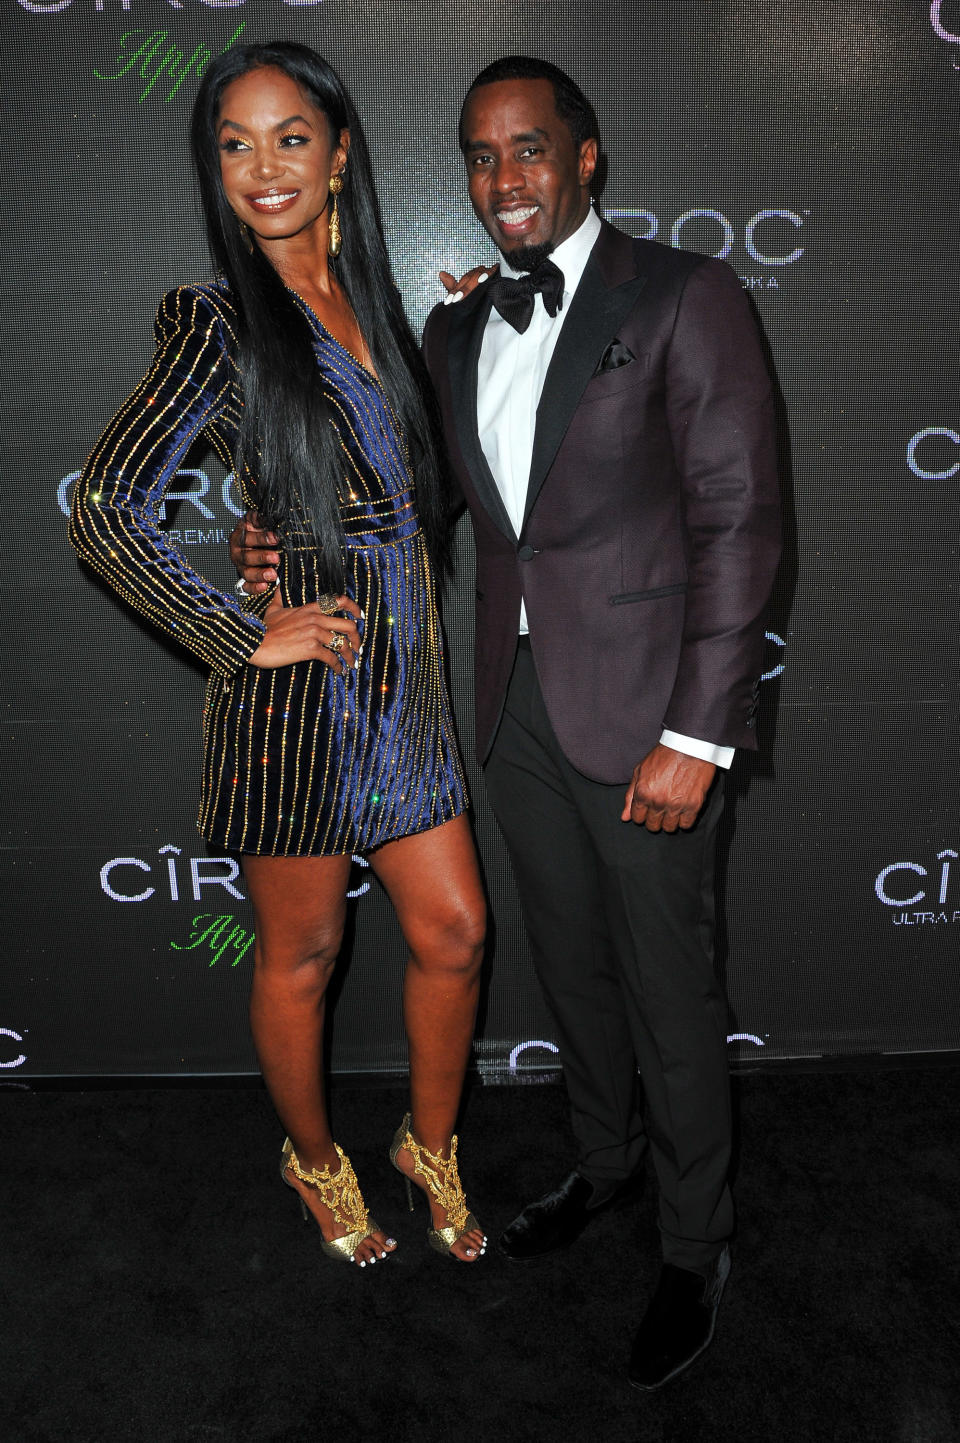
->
xmin=70 ymin=282 xmax=468 ymax=855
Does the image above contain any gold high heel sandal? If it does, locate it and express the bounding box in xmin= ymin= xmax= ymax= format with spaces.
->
xmin=389 ymin=1113 xmax=486 ymax=1259
xmin=280 ymin=1137 xmax=382 ymax=1265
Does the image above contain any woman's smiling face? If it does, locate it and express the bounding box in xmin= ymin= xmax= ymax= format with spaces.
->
xmin=217 ymin=65 xmax=348 ymax=246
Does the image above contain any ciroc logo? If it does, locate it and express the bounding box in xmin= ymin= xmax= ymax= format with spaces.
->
xmin=60 ymin=467 xmax=244 ymax=549
xmin=608 ymin=206 xmax=806 ymax=291
xmin=874 ymin=848 xmax=959 ymax=926
xmin=99 ymin=844 xmax=371 ymax=902
xmin=18 ymin=1 xmax=322 ymax=14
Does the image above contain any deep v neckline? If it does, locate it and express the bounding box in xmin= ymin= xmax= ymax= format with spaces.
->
xmin=286 ymin=288 xmax=381 ymax=383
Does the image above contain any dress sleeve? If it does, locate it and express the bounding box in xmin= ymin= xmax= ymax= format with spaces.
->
xmin=69 ymin=285 xmax=268 ymax=676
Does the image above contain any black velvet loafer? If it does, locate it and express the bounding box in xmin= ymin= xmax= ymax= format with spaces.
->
xmin=498 ymin=1170 xmax=640 ymax=1262
xmin=628 ymin=1245 xmax=731 ymax=1391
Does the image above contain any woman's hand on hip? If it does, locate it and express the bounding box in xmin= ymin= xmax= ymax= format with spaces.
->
xmin=249 ymin=592 xmax=363 ymax=672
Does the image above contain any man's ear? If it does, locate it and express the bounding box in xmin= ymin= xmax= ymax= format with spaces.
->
xmin=578 ymin=137 xmax=598 ymax=189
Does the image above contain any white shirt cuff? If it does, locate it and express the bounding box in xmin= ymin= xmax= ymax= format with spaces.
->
xmin=659 ymin=730 xmax=734 ymax=770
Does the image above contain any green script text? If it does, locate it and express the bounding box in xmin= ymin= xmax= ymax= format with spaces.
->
xmin=171 ymin=912 xmax=255 ymax=967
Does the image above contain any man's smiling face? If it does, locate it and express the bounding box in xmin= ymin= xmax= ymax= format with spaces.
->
xmin=460 ymin=77 xmax=597 ymax=270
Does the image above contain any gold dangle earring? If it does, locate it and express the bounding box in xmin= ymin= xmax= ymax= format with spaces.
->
xmin=238 ymin=220 xmax=254 ymax=253
xmin=328 ymin=172 xmax=344 ymax=258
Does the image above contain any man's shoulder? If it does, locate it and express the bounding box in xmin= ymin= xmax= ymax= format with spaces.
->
xmin=596 ymin=223 xmax=750 ymax=323
xmin=599 ymin=221 xmax=710 ymax=279
xmin=422 ymin=297 xmax=445 ymax=339
xmin=636 ymin=234 xmax=706 ymax=272
xmin=422 ymin=280 xmax=493 ymax=371
xmin=423 ymin=279 xmax=491 ymax=330
xmin=421 ymin=299 xmax=445 ymax=369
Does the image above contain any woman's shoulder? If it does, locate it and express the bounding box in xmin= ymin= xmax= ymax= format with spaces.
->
xmin=154 ymin=278 xmax=239 ymax=350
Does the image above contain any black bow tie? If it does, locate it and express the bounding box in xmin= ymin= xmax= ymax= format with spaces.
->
xmin=488 ymin=258 xmax=565 ymax=334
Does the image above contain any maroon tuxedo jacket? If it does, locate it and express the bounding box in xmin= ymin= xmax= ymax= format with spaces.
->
xmin=422 ymin=220 xmax=782 ymax=784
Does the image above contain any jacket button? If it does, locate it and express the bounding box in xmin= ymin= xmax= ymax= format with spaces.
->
xmin=517 ymin=544 xmax=535 ymax=561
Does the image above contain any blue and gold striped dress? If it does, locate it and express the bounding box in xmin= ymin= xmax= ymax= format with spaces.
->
xmin=70 ymin=282 xmax=468 ymax=855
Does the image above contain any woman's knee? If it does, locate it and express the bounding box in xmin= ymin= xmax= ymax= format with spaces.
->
xmin=254 ymin=926 xmax=343 ymax=992
xmin=409 ymin=896 xmax=486 ymax=976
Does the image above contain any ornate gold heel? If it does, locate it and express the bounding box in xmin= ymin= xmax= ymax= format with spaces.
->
xmin=280 ymin=1137 xmax=382 ymax=1265
xmin=389 ymin=1113 xmax=486 ymax=1259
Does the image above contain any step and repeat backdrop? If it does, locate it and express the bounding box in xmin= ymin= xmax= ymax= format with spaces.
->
xmin=3 ymin=1 xmax=958 ymax=1079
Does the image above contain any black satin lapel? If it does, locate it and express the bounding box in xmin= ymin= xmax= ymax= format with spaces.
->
xmin=447 ymin=292 xmax=517 ymax=543
xmin=523 ymin=264 xmax=649 ymax=529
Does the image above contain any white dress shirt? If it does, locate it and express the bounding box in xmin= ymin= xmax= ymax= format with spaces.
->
xmin=476 ymin=206 xmax=734 ymax=770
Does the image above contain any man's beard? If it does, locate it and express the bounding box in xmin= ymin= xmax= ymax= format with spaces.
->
xmin=501 ymin=240 xmax=554 ymax=273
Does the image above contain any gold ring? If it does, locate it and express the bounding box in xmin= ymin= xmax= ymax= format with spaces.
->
xmin=328 ymin=632 xmax=346 ymax=654
xmin=317 ymin=593 xmax=339 ymax=615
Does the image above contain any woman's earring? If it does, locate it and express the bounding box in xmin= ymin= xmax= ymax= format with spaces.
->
xmin=328 ymin=173 xmax=344 ymax=258
xmin=239 ymin=220 xmax=254 ymax=254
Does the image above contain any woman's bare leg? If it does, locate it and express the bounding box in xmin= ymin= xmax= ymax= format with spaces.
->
xmin=370 ymin=815 xmax=487 ymax=1260
xmin=242 ymin=852 xmax=395 ymax=1265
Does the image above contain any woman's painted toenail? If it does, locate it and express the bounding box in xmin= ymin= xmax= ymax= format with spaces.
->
xmin=358 ymin=1260 xmax=366 ymax=1267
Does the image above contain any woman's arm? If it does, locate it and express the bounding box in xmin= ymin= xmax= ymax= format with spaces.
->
xmin=69 ymin=285 xmax=269 ymax=675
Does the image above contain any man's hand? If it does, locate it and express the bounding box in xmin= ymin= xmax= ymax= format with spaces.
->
xmin=622 ymin=744 xmax=716 ymax=833
xmin=438 ymin=265 xmax=496 ymax=304
xmin=229 ymin=510 xmax=280 ymax=594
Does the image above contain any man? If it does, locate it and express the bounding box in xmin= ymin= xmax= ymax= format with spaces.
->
xmin=234 ymin=56 xmax=780 ymax=1389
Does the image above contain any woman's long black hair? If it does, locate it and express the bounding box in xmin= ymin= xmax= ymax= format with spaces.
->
xmin=191 ymin=42 xmax=449 ymax=589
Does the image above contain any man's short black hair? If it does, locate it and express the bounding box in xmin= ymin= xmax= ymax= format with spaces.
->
xmin=459 ymin=55 xmax=600 ymax=151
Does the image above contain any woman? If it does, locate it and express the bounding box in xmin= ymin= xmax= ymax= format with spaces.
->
xmin=69 ymin=42 xmax=487 ymax=1267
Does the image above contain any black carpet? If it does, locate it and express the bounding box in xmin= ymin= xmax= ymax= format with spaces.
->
xmin=4 ymin=1067 xmax=959 ymax=1443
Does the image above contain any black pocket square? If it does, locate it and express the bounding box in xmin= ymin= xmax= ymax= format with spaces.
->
xmin=595 ymin=339 xmax=635 ymax=374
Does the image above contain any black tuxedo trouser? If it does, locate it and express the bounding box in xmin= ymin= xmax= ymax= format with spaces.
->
xmin=483 ymin=640 xmax=734 ymax=1269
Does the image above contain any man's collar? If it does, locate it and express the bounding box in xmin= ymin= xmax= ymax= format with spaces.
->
xmin=499 ymin=205 xmax=602 ymax=294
